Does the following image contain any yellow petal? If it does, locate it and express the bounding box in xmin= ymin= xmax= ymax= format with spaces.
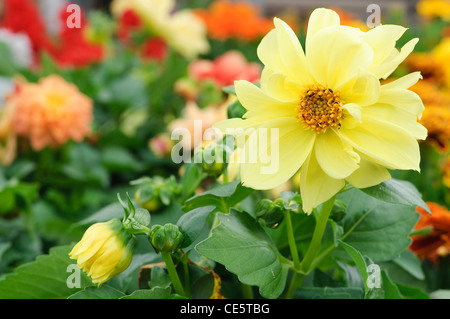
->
xmin=260 ymin=68 xmax=302 ymax=102
xmin=362 ymin=103 xmax=428 ymax=140
xmin=305 ymin=8 xmax=341 ymax=51
xmin=380 ymin=71 xmax=422 ymax=90
xmin=315 ymin=129 xmax=360 ymax=179
xmin=273 ymin=17 xmax=312 ymax=85
xmin=300 ymin=150 xmax=345 ymax=214
xmin=339 ymin=118 xmax=421 ymax=171
xmin=369 ymin=38 xmax=419 ymax=80
xmin=342 ymin=103 xmax=363 ymax=123
xmin=338 ymin=70 xmax=380 ymax=106
xmin=363 ymin=25 xmax=408 ymax=67
xmin=377 ymin=87 xmax=425 ymax=117
xmin=307 ymin=26 xmax=374 ymax=89
xmin=345 ymin=153 xmax=391 ymax=188
xmin=234 ymin=80 xmax=296 ymax=116
xmin=240 ymin=117 xmax=315 ymax=190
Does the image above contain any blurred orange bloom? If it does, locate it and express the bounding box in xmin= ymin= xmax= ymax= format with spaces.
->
xmin=6 ymin=75 xmax=93 ymax=151
xmin=417 ymin=0 xmax=450 ymax=21
xmin=330 ymin=7 xmax=369 ymax=31
xmin=411 ymin=202 xmax=450 ymax=263
xmin=195 ymin=0 xmax=272 ymax=41
xmin=407 ymin=79 xmax=450 ymax=151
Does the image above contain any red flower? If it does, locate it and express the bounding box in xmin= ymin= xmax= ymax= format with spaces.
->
xmin=0 ymin=0 xmax=56 ymax=62
xmin=189 ymin=50 xmax=261 ymax=87
xmin=117 ymin=9 xmax=143 ymax=44
xmin=51 ymin=4 xmax=104 ymax=68
xmin=140 ymin=37 xmax=168 ymax=63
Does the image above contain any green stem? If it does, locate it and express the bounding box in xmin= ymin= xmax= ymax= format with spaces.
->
xmin=182 ymin=259 xmax=192 ymax=298
xmin=299 ymin=194 xmax=337 ymax=273
xmin=161 ymin=252 xmax=186 ymax=297
xmin=284 ymin=210 xmax=302 ymax=299
xmin=285 ymin=210 xmax=301 ymax=270
xmin=285 ymin=195 xmax=337 ymax=298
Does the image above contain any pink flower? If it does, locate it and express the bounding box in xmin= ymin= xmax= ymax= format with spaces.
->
xmin=189 ymin=50 xmax=261 ymax=87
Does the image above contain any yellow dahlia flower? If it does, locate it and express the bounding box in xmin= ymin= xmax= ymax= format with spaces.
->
xmin=69 ymin=219 xmax=137 ymax=285
xmin=214 ymin=8 xmax=427 ymax=213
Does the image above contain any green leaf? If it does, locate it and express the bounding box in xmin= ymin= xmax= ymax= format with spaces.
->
xmin=177 ymin=205 xmax=215 ymax=248
xmin=195 ymin=210 xmax=288 ymax=299
xmin=381 ymin=270 xmax=402 ymax=299
xmin=68 ymin=285 xmax=125 ymax=299
xmin=101 ymin=146 xmax=143 ymax=172
xmin=396 ymin=284 xmax=429 ymax=299
xmin=119 ymin=287 xmax=185 ymax=299
xmin=393 ymin=250 xmax=425 ymax=280
xmin=0 ymin=245 xmax=93 ymax=298
xmin=148 ymin=265 xmax=171 ymax=289
xmin=339 ymin=240 xmax=372 ymax=297
xmin=337 ymin=188 xmax=420 ymax=263
xmin=360 ymin=179 xmax=430 ymax=214
xmin=293 ymin=287 xmax=364 ymax=299
xmin=183 ymin=180 xmax=253 ymax=213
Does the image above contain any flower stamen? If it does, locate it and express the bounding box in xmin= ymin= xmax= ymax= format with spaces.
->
xmin=296 ymin=84 xmax=344 ymax=133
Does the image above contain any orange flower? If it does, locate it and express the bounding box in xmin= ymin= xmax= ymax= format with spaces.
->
xmin=411 ymin=202 xmax=450 ymax=263
xmin=0 ymin=103 xmax=17 ymax=165
xmin=408 ymin=80 xmax=450 ymax=151
xmin=7 ymin=75 xmax=93 ymax=151
xmin=195 ymin=0 xmax=272 ymax=41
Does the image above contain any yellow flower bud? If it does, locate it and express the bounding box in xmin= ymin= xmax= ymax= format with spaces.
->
xmin=69 ymin=219 xmax=137 ymax=285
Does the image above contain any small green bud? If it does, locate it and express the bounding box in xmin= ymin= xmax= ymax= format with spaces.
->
xmin=256 ymin=199 xmax=285 ymax=228
xmin=149 ymin=223 xmax=184 ymax=253
xmin=131 ymin=176 xmax=180 ymax=212
xmin=330 ymin=200 xmax=347 ymax=222
xmin=197 ymin=142 xmax=230 ymax=178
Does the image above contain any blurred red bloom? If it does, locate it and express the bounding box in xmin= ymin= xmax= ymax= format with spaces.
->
xmin=1 ymin=0 xmax=104 ymax=68
xmin=189 ymin=50 xmax=261 ymax=87
xmin=0 ymin=0 xmax=56 ymax=63
xmin=51 ymin=4 xmax=104 ymax=68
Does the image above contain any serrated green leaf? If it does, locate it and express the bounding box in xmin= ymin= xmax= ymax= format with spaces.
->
xmin=337 ymin=188 xmax=420 ymax=263
xmin=120 ymin=287 xmax=182 ymax=299
xmin=68 ymin=285 xmax=125 ymax=299
xmin=195 ymin=210 xmax=288 ymax=299
xmin=177 ymin=205 xmax=215 ymax=248
xmin=293 ymin=287 xmax=364 ymax=299
xmin=393 ymin=250 xmax=425 ymax=280
xmin=0 ymin=245 xmax=93 ymax=299
xmin=361 ymin=179 xmax=430 ymax=214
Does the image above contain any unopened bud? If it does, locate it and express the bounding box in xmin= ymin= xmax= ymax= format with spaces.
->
xmin=150 ymin=223 xmax=184 ymax=253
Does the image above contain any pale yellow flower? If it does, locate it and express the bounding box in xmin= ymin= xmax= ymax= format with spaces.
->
xmin=69 ymin=219 xmax=137 ymax=285
xmin=214 ymin=8 xmax=426 ymax=213
xmin=165 ymin=10 xmax=210 ymax=59
xmin=110 ymin=0 xmax=209 ymax=59
xmin=110 ymin=0 xmax=173 ymax=35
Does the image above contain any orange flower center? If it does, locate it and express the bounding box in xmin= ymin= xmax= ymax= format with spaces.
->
xmin=296 ymin=84 xmax=344 ymax=133
xmin=46 ymin=93 xmax=66 ymax=109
